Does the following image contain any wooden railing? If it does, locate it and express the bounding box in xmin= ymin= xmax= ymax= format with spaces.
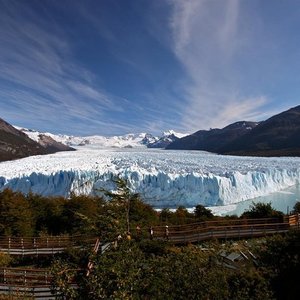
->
xmin=0 ymin=235 xmax=97 ymax=256
xmin=150 ymin=216 xmax=296 ymax=244
xmin=155 ymin=217 xmax=281 ymax=232
xmin=0 ymin=268 xmax=53 ymax=286
xmin=0 ymin=237 xmax=100 ymax=299
xmin=0 ymin=268 xmax=79 ymax=299
xmin=284 ymin=214 xmax=300 ymax=227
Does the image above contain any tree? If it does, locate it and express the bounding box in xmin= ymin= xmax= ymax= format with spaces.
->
xmin=292 ymin=201 xmax=300 ymax=214
xmin=100 ymin=177 xmax=140 ymax=234
xmin=159 ymin=208 xmax=172 ymax=224
xmin=241 ymin=202 xmax=283 ymax=219
xmin=257 ymin=231 xmax=300 ymax=299
xmin=0 ymin=189 xmax=34 ymax=236
xmin=194 ymin=204 xmax=214 ymax=220
xmin=129 ymin=196 xmax=158 ymax=227
xmin=172 ymin=206 xmax=188 ymax=225
xmin=62 ymin=194 xmax=105 ymax=235
xmin=28 ymin=193 xmax=67 ymax=235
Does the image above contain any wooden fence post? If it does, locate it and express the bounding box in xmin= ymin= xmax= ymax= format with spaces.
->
xmin=24 ymin=270 xmax=27 ymax=285
xmin=21 ymin=238 xmax=24 ymax=257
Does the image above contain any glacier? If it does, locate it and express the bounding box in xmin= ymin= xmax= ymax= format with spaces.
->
xmin=0 ymin=147 xmax=300 ymax=208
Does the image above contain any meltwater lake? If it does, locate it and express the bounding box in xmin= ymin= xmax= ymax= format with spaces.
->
xmin=210 ymin=184 xmax=300 ymax=216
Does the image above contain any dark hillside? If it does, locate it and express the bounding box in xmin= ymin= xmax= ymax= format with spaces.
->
xmin=37 ymin=134 xmax=75 ymax=153
xmin=219 ymin=105 xmax=300 ymax=156
xmin=0 ymin=118 xmax=75 ymax=162
xmin=0 ymin=118 xmax=47 ymax=161
xmin=167 ymin=121 xmax=258 ymax=152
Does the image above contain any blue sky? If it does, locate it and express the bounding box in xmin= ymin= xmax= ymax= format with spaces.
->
xmin=1 ymin=0 xmax=300 ymax=136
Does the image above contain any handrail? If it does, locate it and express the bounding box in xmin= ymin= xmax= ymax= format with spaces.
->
xmin=149 ymin=219 xmax=293 ymax=243
xmin=153 ymin=223 xmax=288 ymax=237
xmin=0 ymin=235 xmax=98 ymax=256
xmin=0 ymin=268 xmax=53 ymax=286
xmin=0 ymin=235 xmax=96 ymax=248
xmin=152 ymin=217 xmax=284 ymax=232
xmin=0 ymin=267 xmax=80 ymax=293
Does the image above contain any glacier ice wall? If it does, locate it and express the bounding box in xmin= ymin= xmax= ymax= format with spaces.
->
xmin=0 ymin=166 xmax=299 ymax=208
xmin=124 ymin=169 xmax=300 ymax=207
xmin=0 ymin=148 xmax=300 ymax=208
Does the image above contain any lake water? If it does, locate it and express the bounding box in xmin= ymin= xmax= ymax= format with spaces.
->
xmin=210 ymin=184 xmax=300 ymax=216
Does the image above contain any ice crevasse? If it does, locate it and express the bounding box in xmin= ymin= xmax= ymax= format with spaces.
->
xmin=0 ymin=149 xmax=299 ymax=208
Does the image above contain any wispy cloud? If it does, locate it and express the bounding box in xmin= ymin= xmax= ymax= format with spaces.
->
xmin=168 ymin=0 xmax=269 ymax=131
xmin=0 ymin=0 xmax=129 ymax=135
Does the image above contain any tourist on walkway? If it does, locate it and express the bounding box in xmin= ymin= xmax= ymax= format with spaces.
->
xmin=165 ymin=225 xmax=169 ymax=240
xmin=149 ymin=226 xmax=154 ymax=240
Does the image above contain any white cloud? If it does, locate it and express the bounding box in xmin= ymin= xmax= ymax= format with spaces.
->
xmin=168 ymin=0 xmax=269 ymax=131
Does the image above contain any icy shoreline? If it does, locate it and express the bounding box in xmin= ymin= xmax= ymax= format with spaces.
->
xmin=0 ymin=148 xmax=300 ymax=208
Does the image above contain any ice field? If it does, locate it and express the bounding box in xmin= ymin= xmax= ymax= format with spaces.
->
xmin=0 ymin=147 xmax=300 ymax=208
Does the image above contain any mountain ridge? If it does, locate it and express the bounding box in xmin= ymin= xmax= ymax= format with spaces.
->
xmin=167 ymin=105 xmax=300 ymax=157
xmin=219 ymin=105 xmax=300 ymax=156
xmin=166 ymin=121 xmax=259 ymax=152
xmin=0 ymin=118 xmax=74 ymax=162
xmin=17 ymin=127 xmax=188 ymax=149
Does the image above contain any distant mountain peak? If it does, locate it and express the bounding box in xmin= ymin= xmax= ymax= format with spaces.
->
xmin=162 ymin=130 xmax=188 ymax=138
xmin=17 ymin=127 xmax=188 ymax=149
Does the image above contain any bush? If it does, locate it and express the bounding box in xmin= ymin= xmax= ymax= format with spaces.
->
xmin=0 ymin=253 xmax=12 ymax=267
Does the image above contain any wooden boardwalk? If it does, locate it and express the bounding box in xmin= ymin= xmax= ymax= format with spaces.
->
xmin=151 ymin=215 xmax=299 ymax=244
xmin=0 ymin=236 xmax=108 ymax=299
xmin=0 ymin=215 xmax=299 ymax=298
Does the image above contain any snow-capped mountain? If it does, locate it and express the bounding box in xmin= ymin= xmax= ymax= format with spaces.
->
xmin=147 ymin=130 xmax=188 ymax=148
xmin=140 ymin=133 xmax=158 ymax=145
xmin=14 ymin=126 xmax=84 ymax=146
xmin=16 ymin=127 xmax=188 ymax=149
xmin=163 ymin=130 xmax=188 ymax=139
